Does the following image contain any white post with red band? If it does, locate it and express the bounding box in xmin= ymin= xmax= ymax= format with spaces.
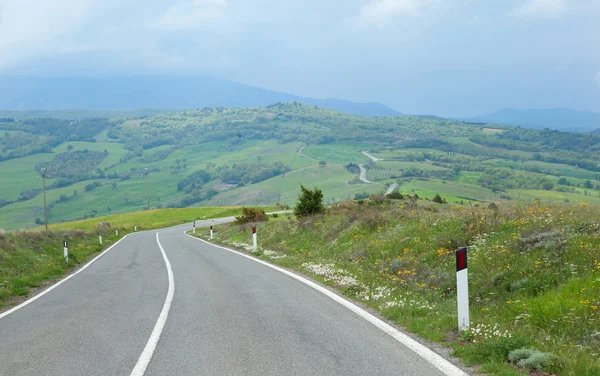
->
xmin=456 ymin=247 xmax=470 ymax=331
xmin=63 ymin=240 xmax=68 ymax=263
xmin=252 ymin=226 xmax=257 ymax=251
xmin=210 ymin=224 xmax=214 ymax=240
xmin=193 ymin=221 xmax=196 ymax=234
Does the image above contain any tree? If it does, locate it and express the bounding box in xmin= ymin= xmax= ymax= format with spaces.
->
xmin=111 ymin=182 xmax=118 ymax=189
xmin=319 ymin=160 xmax=327 ymax=167
xmin=294 ymin=185 xmax=325 ymax=217
xmin=432 ymin=193 xmax=446 ymax=204
xmin=584 ymin=180 xmax=593 ymax=189
xmin=542 ymin=182 xmax=554 ymax=191
xmin=123 ymin=196 xmax=130 ymax=204
xmin=67 ymin=144 xmax=74 ymax=151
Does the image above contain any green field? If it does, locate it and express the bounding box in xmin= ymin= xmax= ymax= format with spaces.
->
xmin=205 ymin=164 xmax=383 ymax=206
xmin=398 ymin=179 xmax=497 ymax=202
xmin=375 ymin=160 xmax=450 ymax=171
xmin=302 ymin=143 xmax=372 ymax=164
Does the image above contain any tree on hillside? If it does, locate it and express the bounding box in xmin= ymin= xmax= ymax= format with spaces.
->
xmin=294 ymin=185 xmax=325 ymax=217
xmin=319 ymin=160 xmax=327 ymax=167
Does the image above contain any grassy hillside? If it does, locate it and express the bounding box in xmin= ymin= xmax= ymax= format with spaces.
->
xmin=195 ymin=199 xmax=600 ymax=376
xmin=4 ymin=103 xmax=600 ymax=230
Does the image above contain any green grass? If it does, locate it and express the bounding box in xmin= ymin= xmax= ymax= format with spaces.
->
xmin=0 ymin=229 xmax=112 ymax=308
xmin=508 ymin=189 xmax=600 ymax=205
xmin=199 ymin=200 xmax=600 ymax=375
xmin=302 ymin=143 xmax=373 ymax=164
xmin=375 ymin=161 xmax=450 ymax=171
xmin=398 ymin=179 xmax=496 ymax=202
xmin=486 ymin=159 xmax=599 ymax=180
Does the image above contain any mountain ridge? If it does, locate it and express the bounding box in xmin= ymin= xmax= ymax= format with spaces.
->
xmin=0 ymin=75 xmax=400 ymax=118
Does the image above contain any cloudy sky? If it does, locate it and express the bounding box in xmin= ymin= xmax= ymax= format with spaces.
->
xmin=0 ymin=0 xmax=599 ymax=116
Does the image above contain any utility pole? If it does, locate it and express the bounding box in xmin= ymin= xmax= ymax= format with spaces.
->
xmin=145 ymin=168 xmax=150 ymax=210
xmin=41 ymin=167 xmax=48 ymax=231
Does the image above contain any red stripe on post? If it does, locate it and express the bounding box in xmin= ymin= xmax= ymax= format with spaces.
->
xmin=456 ymin=247 xmax=467 ymax=272
xmin=252 ymin=226 xmax=256 ymax=234
xmin=210 ymin=225 xmax=213 ymax=230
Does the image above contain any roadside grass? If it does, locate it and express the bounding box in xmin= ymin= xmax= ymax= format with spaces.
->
xmin=48 ymin=206 xmax=277 ymax=231
xmin=0 ymin=229 xmax=119 ymax=309
xmin=194 ymin=199 xmax=600 ymax=376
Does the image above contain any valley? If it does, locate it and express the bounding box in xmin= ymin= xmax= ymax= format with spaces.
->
xmin=2 ymin=102 xmax=600 ymax=230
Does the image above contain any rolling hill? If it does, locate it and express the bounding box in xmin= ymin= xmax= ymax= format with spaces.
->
xmin=2 ymin=102 xmax=600 ymax=230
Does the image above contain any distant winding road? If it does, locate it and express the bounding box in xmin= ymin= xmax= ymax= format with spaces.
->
xmin=0 ymin=217 xmax=467 ymax=376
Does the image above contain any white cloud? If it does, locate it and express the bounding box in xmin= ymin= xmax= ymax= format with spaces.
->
xmin=510 ymin=0 xmax=567 ymax=19
xmin=154 ymin=0 xmax=228 ymax=30
xmin=0 ymin=0 xmax=96 ymax=70
xmin=356 ymin=0 xmax=422 ymax=28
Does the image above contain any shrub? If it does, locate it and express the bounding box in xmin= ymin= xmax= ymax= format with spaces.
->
xmin=294 ymin=185 xmax=325 ymax=217
xmin=509 ymin=348 xmax=557 ymax=371
xmin=235 ymin=207 xmax=268 ymax=224
xmin=432 ymin=193 xmax=447 ymax=204
xmin=386 ymin=191 xmax=404 ymax=200
xmin=354 ymin=191 xmax=370 ymax=200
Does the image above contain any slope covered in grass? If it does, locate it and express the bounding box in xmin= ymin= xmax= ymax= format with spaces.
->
xmin=198 ymin=199 xmax=600 ymax=375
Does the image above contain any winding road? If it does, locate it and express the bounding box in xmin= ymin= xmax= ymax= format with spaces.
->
xmin=0 ymin=217 xmax=467 ymax=376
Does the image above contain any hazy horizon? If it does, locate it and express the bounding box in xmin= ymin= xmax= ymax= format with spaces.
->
xmin=1 ymin=0 xmax=599 ymax=117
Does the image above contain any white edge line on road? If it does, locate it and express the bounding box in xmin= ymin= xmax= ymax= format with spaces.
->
xmin=184 ymin=231 xmax=468 ymax=376
xmin=0 ymin=234 xmax=132 ymax=321
xmin=130 ymin=232 xmax=175 ymax=376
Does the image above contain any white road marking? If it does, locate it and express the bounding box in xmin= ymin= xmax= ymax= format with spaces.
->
xmin=185 ymin=231 xmax=468 ymax=376
xmin=0 ymin=235 xmax=131 ymax=321
xmin=130 ymin=232 xmax=175 ymax=376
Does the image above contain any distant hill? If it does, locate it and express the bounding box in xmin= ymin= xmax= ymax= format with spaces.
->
xmin=0 ymin=76 xmax=400 ymax=118
xmin=466 ymin=108 xmax=600 ymax=132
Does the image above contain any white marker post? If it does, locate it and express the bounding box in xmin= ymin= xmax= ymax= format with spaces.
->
xmin=210 ymin=224 xmax=213 ymax=240
xmin=63 ymin=240 xmax=68 ymax=263
xmin=193 ymin=221 xmax=196 ymax=234
xmin=116 ymin=229 xmax=119 ymax=236
xmin=252 ymin=226 xmax=257 ymax=251
xmin=134 ymin=225 xmax=137 ymax=232
xmin=456 ymin=247 xmax=470 ymax=331
xmin=99 ymin=234 xmax=103 ymax=245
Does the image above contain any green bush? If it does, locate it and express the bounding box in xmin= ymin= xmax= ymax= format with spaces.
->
xmin=294 ymin=185 xmax=325 ymax=217
xmin=386 ymin=191 xmax=404 ymax=200
xmin=234 ymin=207 xmax=268 ymax=224
xmin=508 ymin=348 xmax=557 ymax=371
xmin=432 ymin=193 xmax=447 ymax=204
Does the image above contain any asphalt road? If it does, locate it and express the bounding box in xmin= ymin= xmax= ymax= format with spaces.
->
xmin=0 ymin=218 xmax=466 ymax=376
